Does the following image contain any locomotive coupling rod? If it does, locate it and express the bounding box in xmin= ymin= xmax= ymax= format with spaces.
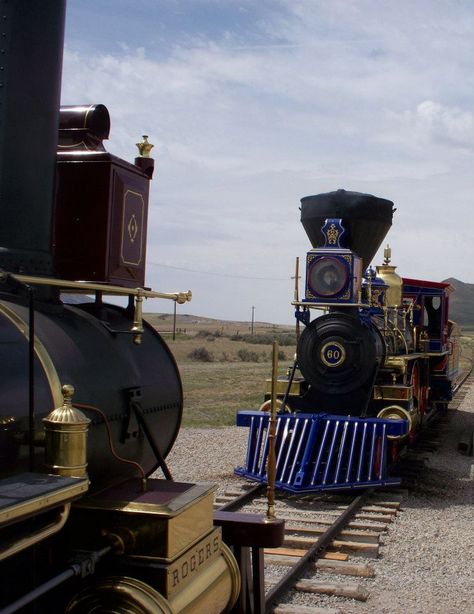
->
xmin=0 ymin=546 xmax=112 ymax=614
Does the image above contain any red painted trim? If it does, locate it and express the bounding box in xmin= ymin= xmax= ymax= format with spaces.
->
xmin=402 ymin=277 xmax=453 ymax=292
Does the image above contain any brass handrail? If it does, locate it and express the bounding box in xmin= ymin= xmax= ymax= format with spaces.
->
xmin=7 ymin=274 xmax=192 ymax=303
xmin=0 ymin=504 xmax=71 ymax=561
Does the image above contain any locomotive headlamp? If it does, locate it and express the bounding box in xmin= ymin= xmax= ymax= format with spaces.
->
xmin=303 ymin=218 xmax=362 ymax=304
xmin=308 ymin=256 xmax=348 ymax=297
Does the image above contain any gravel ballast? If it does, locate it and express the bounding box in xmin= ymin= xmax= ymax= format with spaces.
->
xmin=165 ymin=380 xmax=474 ymax=614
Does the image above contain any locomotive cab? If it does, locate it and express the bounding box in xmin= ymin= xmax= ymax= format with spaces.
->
xmin=402 ymin=278 xmax=458 ymax=409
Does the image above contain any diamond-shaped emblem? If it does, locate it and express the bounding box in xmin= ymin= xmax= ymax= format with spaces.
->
xmin=128 ymin=214 xmax=138 ymax=243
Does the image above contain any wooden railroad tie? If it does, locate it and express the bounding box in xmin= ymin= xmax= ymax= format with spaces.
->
xmin=226 ymin=501 xmax=396 ymax=524
xmin=264 ymin=553 xmax=375 ymax=578
xmin=285 ymin=524 xmax=380 ymax=544
xmin=266 ymin=579 xmax=369 ymax=602
xmin=227 ymin=505 xmax=389 ymax=532
xmin=342 ymin=504 xmax=399 ymax=514
xmin=295 ymin=579 xmax=369 ymax=602
xmin=265 ymin=547 xmax=348 ymax=561
xmin=273 ymin=604 xmax=344 ymax=614
xmin=283 ymin=534 xmax=379 ymax=558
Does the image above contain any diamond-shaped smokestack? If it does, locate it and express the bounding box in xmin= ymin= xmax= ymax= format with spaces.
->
xmin=300 ymin=189 xmax=395 ymax=269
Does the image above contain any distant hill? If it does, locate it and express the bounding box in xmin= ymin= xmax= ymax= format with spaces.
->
xmin=146 ymin=280 xmax=474 ymax=333
xmin=144 ymin=312 xmax=294 ymax=336
xmin=443 ymin=278 xmax=474 ymax=330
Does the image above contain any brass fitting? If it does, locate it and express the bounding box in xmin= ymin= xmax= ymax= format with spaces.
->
xmin=43 ymin=384 xmax=90 ymax=477
xmin=135 ymin=135 xmax=154 ymax=158
xmin=131 ymin=289 xmax=144 ymax=345
xmin=376 ymin=245 xmax=402 ymax=307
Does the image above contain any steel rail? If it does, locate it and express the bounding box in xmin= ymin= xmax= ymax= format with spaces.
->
xmin=217 ymin=484 xmax=265 ymax=512
xmin=264 ymin=488 xmax=373 ymax=613
xmin=452 ymin=362 xmax=474 ymax=396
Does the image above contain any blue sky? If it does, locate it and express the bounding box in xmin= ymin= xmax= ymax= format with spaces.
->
xmin=62 ymin=1 xmax=474 ymax=324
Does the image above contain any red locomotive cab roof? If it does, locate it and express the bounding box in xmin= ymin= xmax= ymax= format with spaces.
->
xmin=402 ymin=278 xmax=454 ymax=295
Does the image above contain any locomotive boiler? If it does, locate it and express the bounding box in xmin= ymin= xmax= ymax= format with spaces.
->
xmin=236 ymin=189 xmax=459 ymax=493
xmin=0 ymin=2 xmax=253 ymax=612
xmin=0 ymin=99 xmax=186 ymax=490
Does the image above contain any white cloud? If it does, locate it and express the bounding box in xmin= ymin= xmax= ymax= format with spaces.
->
xmin=61 ymin=1 xmax=474 ymax=323
xmin=411 ymin=100 xmax=474 ymax=149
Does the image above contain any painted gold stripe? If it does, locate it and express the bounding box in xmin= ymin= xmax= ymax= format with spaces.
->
xmin=0 ymin=303 xmax=62 ymax=408
xmin=121 ymin=189 xmax=145 ymax=267
xmin=83 ymin=103 xmax=94 ymax=129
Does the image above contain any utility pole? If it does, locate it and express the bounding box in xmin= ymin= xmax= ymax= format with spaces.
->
xmin=291 ymin=257 xmax=301 ymax=340
xmin=251 ymin=306 xmax=255 ymax=335
xmin=172 ymin=300 xmax=177 ymax=340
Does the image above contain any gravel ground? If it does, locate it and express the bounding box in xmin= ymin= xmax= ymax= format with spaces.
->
xmin=345 ymin=381 xmax=474 ymax=614
xmin=165 ymin=380 xmax=474 ymax=614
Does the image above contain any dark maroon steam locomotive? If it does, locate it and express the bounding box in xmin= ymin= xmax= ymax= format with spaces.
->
xmin=0 ymin=3 xmax=256 ymax=613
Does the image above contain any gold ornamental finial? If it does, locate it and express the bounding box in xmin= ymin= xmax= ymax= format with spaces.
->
xmin=62 ymin=384 xmax=75 ymax=406
xmin=135 ymin=135 xmax=154 ymax=158
xmin=383 ymin=244 xmax=392 ymax=265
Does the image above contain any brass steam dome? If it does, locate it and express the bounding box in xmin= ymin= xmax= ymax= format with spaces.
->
xmin=375 ymin=245 xmax=402 ymax=307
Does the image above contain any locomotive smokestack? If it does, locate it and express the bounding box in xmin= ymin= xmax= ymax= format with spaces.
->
xmin=300 ymin=189 xmax=395 ymax=270
xmin=0 ymin=0 xmax=66 ymax=276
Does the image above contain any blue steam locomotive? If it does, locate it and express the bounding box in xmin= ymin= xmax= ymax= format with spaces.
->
xmin=236 ymin=189 xmax=459 ymax=493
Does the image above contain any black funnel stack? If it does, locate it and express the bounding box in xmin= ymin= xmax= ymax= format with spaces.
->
xmin=0 ymin=1 xmax=66 ymax=276
xmin=300 ymin=189 xmax=394 ymax=269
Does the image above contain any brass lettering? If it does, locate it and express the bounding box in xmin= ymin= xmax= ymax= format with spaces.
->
xmin=182 ymin=561 xmax=188 ymax=578
xmin=168 ymin=531 xmax=221 ymax=595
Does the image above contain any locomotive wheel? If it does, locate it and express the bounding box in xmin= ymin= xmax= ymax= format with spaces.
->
xmin=259 ymin=399 xmax=284 ymax=412
xmin=297 ymin=312 xmax=380 ymax=395
xmin=377 ymin=404 xmax=412 ymax=439
xmin=65 ymin=576 xmax=174 ymax=614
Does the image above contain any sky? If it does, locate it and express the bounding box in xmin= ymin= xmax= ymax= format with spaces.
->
xmin=62 ymin=0 xmax=474 ymax=324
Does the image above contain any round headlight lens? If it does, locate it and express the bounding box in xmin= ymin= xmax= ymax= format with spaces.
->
xmin=308 ymin=257 xmax=348 ymax=297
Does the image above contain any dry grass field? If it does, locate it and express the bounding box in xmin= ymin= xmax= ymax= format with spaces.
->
xmin=145 ymin=313 xmax=297 ymax=427
xmin=460 ymin=331 xmax=474 ymax=373
xmin=145 ymin=313 xmax=474 ymax=429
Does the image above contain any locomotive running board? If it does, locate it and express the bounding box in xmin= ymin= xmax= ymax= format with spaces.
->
xmin=235 ymin=411 xmax=408 ymax=493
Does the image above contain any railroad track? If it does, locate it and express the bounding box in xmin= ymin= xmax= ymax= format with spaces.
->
xmin=216 ymin=367 xmax=474 ymax=613
xmin=216 ymin=486 xmax=403 ymax=613
xmin=452 ymin=362 xmax=474 ymax=403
